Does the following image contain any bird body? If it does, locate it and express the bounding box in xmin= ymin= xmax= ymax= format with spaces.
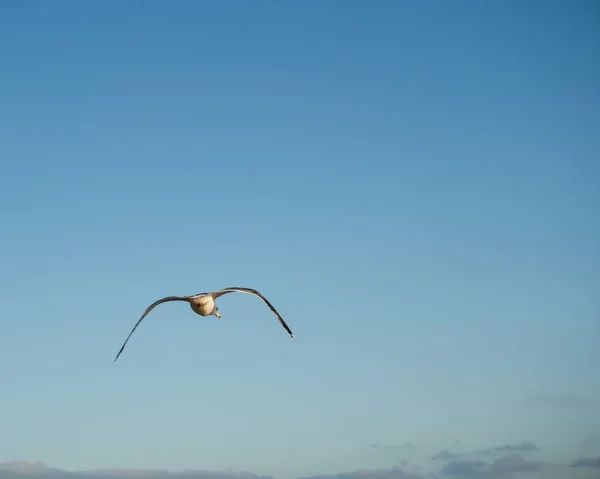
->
xmin=189 ymin=295 xmax=219 ymax=317
xmin=114 ymin=287 xmax=294 ymax=362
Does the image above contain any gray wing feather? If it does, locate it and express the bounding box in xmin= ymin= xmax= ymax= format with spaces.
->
xmin=114 ymin=295 xmax=190 ymax=362
xmin=211 ymin=287 xmax=295 ymax=339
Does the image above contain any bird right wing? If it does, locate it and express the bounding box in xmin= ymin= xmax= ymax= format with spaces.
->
xmin=211 ymin=287 xmax=295 ymax=339
xmin=114 ymin=296 xmax=190 ymax=362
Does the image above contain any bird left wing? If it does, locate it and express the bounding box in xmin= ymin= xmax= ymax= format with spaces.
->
xmin=211 ymin=287 xmax=295 ymax=339
xmin=114 ymin=295 xmax=190 ymax=362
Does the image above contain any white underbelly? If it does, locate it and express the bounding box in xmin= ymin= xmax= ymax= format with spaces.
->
xmin=191 ymin=296 xmax=215 ymax=316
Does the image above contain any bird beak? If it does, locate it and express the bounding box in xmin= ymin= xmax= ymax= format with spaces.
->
xmin=215 ymin=311 xmax=221 ymax=319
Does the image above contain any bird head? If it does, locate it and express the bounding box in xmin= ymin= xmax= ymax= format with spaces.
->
xmin=214 ymin=307 xmax=221 ymax=319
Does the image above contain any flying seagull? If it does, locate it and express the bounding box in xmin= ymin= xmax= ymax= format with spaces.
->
xmin=114 ymin=287 xmax=295 ymax=362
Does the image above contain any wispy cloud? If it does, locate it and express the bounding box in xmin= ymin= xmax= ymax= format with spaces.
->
xmin=440 ymin=455 xmax=543 ymax=479
xmin=570 ymin=457 xmax=600 ymax=468
xmin=491 ymin=456 xmax=541 ymax=474
xmin=440 ymin=459 xmax=487 ymax=477
xmin=431 ymin=441 xmax=538 ymax=463
xmin=477 ymin=441 xmax=539 ymax=455
xmin=431 ymin=450 xmax=460 ymax=461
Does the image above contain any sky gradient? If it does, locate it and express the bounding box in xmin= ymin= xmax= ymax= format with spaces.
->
xmin=0 ymin=1 xmax=599 ymax=479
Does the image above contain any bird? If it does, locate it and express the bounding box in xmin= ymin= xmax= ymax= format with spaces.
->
xmin=114 ymin=287 xmax=295 ymax=362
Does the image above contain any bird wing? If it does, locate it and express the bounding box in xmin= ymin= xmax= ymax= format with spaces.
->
xmin=114 ymin=296 xmax=190 ymax=362
xmin=211 ymin=287 xmax=295 ymax=339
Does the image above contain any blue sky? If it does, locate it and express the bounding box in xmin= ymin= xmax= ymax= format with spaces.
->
xmin=0 ymin=1 xmax=598 ymax=478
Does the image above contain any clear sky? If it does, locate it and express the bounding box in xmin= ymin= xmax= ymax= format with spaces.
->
xmin=0 ymin=1 xmax=598 ymax=479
